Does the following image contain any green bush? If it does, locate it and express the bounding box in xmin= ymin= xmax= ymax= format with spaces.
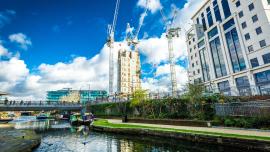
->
xmin=224 ymin=118 xmax=235 ymax=127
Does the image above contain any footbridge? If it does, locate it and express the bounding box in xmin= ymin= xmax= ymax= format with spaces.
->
xmin=0 ymin=102 xmax=82 ymax=111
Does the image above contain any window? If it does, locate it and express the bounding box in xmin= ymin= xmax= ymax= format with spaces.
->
xmin=254 ymin=70 xmax=270 ymax=95
xmin=196 ymin=18 xmax=200 ymax=24
xmin=254 ymin=69 xmax=270 ymax=85
xmin=225 ymin=27 xmax=246 ymax=72
xmin=210 ymin=37 xmax=227 ymax=77
xmin=250 ymin=58 xmax=259 ymax=68
xmin=268 ymin=0 xmax=270 ymax=5
xmin=252 ymin=15 xmax=258 ymax=22
xmin=189 ymin=41 xmax=191 ymax=45
xmin=248 ymin=45 xmax=254 ymax=52
xmin=236 ymin=76 xmax=251 ymax=96
xmin=238 ymin=11 xmax=244 ymax=18
xmin=207 ymin=7 xmax=214 ymax=27
xmin=197 ymin=69 xmax=200 ymax=74
xmin=262 ymin=53 xmax=270 ymax=64
xmin=236 ymin=1 xmax=241 ymax=7
xmin=218 ymin=80 xmax=231 ymax=95
xmin=208 ymin=27 xmax=218 ymax=39
xmin=213 ymin=0 xmax=222 ymax=22
xmin=190 ymin=48 xmax=192 ymax=52
xmin=241 ymin=22 xmax=247 ymax=29
xmin=221 ymin=0 xmax=231 ymax=18
xmin=256 ymin=27 xmax=262 ymax=35
xmin=191 ymin=56 xmax=193 ymax=60
xmin=244 ymin=33 xmax=250 ymax=40
xmin=192 ymin=63 xmax=194 ymax=67
xmin=196 ymin=61 xmax=198 ymax=65
xmin=260 ymin=40 xmax=266 ymax=48
xmin=201 ymin=13 xmax=207 ymax=31
xmin=199 ymin=48 xmax=210 ymax=82
xmin=248 ymin=3 xmax=254 ymax=11
xmin=193 ymin=71 xmax=195 ymax=75
xmin=193 ymin=38 xmax=195 ymax=42
xmin=223 ymin=18 xmax=235 ymax=31
xmin=198 ymin=40 xmax=205 ymax=48
xmin=195 ymin=53 xmax=197 ymax=57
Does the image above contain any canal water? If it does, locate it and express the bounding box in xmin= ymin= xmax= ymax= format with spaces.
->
xmin=10 ymin=117 xmax=247 ymax=152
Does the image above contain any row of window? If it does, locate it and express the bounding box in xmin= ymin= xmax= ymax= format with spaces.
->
xmin=218 ymin=69 xmax=270 ymax=96
xmin=240 ymin=14 xmax=258 ymax=30
xmin=235 ymin=1 xmax=254 ymax=11
xmin=218 ymin=76 xmax=251 ymax=96
xmin=244 ymin=26 xmax=262 ymax=41
xmin=250 ymin=53 xmax=270 ymax=68
xmin=247 ymin=39 xmax=267 ymax=52
xmin=196 ymin=0 xmax=231 ymax=31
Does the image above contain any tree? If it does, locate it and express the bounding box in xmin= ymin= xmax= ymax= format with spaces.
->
xmin=130 ymin=89 xmax=148 ymax=107
xmin=187 ymin=83 xmax=204 ymax=104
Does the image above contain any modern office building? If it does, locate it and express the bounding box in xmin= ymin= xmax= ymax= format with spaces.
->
xmin=186 ymin=0 xmax=270 ymax=96
xmin=47 ymin=88 xmax=107 ymax=103
xmin=117 ymin=48 xmax=141 ymax=95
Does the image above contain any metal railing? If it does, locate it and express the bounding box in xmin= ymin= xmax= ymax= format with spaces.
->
xmin=215 ymin=100 xmax=270 ymax=117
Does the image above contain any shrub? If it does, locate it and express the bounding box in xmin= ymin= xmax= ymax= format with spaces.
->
xmin=224 ymin=118 xmax=235 ymax=127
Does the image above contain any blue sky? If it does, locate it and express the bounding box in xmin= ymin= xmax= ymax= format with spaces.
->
xmin=0 ymin=0 xmax=202 ymax=99
xmin=0 ymin=0 xmax=186 ymax=68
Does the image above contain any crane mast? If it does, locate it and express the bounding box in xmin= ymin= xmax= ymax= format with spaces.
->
xmin=107 ymin=0 xmax=120 ymax=95
xmin=160 ymin=9 xmax=180 ymax=98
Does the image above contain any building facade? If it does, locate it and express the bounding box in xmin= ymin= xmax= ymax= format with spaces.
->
xmin=47 ymin=88 xmax=107 ymax=103
xmin=186 ymin=0 xmax=270 ymax=96
xmin=117 ymin=48 xmax=141 ymax=95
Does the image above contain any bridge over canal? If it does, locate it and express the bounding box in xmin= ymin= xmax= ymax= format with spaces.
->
xmin=0 ymin=102 xmax=82 ymax=111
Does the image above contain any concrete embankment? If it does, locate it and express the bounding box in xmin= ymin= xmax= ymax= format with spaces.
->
xmin=92 ymin=120 xmax=270 ymax=151
xmin=0 ymin=124 xmax=41 ymax=152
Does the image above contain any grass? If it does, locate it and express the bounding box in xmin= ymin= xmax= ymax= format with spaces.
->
xmin=93 ymin=119 xmax=270 ymax=141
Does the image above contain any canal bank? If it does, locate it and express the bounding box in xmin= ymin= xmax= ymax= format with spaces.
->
xmin=0 ymin=123 xmax=41 ymax=152
xmin=92 ymin=119 xmax=270 ymax=151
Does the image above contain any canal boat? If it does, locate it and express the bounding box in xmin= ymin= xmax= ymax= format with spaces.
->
xmin=70 ymin=113 xmax=92 ymax=126
xmin=70 ymin=113 xmax=82 ymax=125
xmin=21 ymin=111 xmax=32 ymax=116
xmin=36 ymin=112 xmax=49 ymax=120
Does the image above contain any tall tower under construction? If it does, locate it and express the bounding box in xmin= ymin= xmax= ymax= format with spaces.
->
xmin=117 ymin=48 xmax=141 ymax=95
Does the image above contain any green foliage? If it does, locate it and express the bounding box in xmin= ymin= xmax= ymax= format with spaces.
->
xmin=187 ymin=83 xmax=204 ymax=104
xmin=130 ymin=89 xmax=148 ymax=107
xmin=213 ymin=116 xmax=270 ymax=129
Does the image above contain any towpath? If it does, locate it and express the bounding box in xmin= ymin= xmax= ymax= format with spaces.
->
xmin=107 ymin=119 xmax=270 ymax=138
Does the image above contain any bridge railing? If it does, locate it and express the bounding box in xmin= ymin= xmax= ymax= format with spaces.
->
xmin=0 ymin=101 xmax=82 ymax=107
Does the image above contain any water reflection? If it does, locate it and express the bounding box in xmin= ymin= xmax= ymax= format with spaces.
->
xmin=10 ymin=117 xmax=247 ymax=152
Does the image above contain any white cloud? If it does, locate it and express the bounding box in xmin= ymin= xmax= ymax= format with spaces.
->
xmin=138 ymin=0 xmax=205 ymax=93
xmin=137 ymin=0 xmax=162 ymax=14
xmin=0 ymin=44 xmax=9 ymax=57
xmin=0 ymin=42 xmax=124 ymax=100
xmin=142 ymin=64 xmax=188 ymax=93
xmin=0 ymin=0 xmax=204 ymax=100
xmin=174 ymin=0 xmax=206 ymax=31
xmin=138 ymin=33 xmax=187 ymax=64
xmin=9 ymin=33 xmax=32 ymax=50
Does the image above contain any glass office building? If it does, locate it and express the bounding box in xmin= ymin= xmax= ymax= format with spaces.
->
xmin=47 ymin=88 xmax=107 ymax=103
xmin=186 ymin=0 xmax=270 ymax=96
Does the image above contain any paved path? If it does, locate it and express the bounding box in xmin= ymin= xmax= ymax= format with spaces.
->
xmin=107 ymin=119 xmax=270 ymax=137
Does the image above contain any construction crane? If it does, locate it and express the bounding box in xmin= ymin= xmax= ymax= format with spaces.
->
xmin=160 ymin=9 xmax=180 ymax=98
xmin=107 ymin=0 xmax=120 ymax=95
xmin=126 ymin=0 xmax=149 ymax=51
